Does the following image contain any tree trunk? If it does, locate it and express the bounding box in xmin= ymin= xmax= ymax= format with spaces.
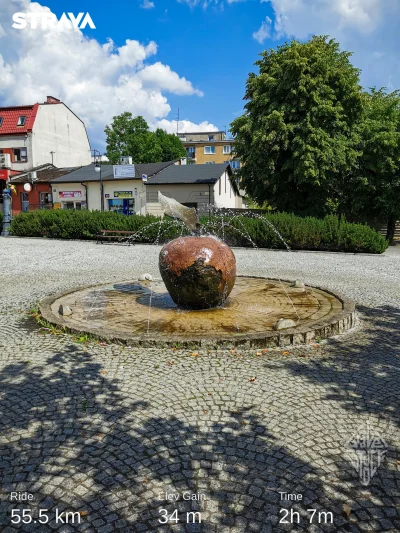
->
xmin=386 ymin=217 xmax=397 ymax=244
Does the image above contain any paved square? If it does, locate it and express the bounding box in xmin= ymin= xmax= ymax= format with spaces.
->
xmin=0 ymin=238 xmax=399 ymax=532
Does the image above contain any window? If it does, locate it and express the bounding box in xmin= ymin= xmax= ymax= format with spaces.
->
xmin=0 ymin=117 xmax=3 ymax=127
xmin=223 ymin=145 xmax=232 ymax=154
xmin=17 ymin=116 xmax=26 ymax=126
xmin=208 ymin=135 xmax=214 ymax=141
xmin=205 ymin=161 xmax=215 ymax=164
xmin=13 ymin=148 xmax=28 ymax=162
xmin=230 ymin=160 xmax=240 ymax=169
xmin=204 ymin=146 xmax=215 ymax=154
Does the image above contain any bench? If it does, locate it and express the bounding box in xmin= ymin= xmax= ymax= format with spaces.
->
xmin=96 ymin=230 xmax=136 ymax=245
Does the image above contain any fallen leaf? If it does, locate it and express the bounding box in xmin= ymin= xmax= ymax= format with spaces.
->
xmin=166 ymin=361 xmax=175 ymax=366
xmin=100 ymin=370 xmax=108 ymax=375
xmin=282 ymin=351 xmax=290 ymax=355
xmin=204 ymin=410 xmax=209 ymax=414
xmin=256 ymin=352 xmax=262 ymax=356
xmin=262 ymin=349 xmax=269 ymax=353
xmin=79 ymin=511 xmax=89 ymax=517
xmin=313 ymin=344 xmax=319 ymax=348
xmin=230 ymin=349 xmax=236 ymax=354
xmin=191 ymin=352 xmax=200 ymax=357
xmin=99 ymin=342 xmax=107 ymax=346
xmin=97 ymin=434 xmax=104 ymax=440
xmin=248 ymin=377 xmax=257 ymax=383
xmin=241 ymin=420 xmax=247 ymax=425
xmin=208 ymin=392 xmax=213 ymax=396
xmin=342 ymin=504 xmax=352 ymax=518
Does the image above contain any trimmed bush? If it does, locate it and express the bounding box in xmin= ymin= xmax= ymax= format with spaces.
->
xmin=10 ymin=209 xmax=388 ymax=253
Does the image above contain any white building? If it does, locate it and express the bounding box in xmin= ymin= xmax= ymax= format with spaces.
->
xmin=145 ymin=163 xmax=243 ymax=215
xmin=48 ymin=162 xmax=243 ymax=214
xmin=0 ymin=96 xmax=91 ymax=172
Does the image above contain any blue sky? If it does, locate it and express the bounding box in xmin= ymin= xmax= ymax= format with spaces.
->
xmin=0 ymin=0 xmax=399 ymax=150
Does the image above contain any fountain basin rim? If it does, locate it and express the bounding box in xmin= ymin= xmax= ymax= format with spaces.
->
xmin=39 ymin=276 xmax=356 ymax=348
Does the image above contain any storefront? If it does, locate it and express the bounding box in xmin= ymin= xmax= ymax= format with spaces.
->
xmin=56 ymin=190 xmax=86 ymax=210
xmin=50 ymin=184 xmax=87 ymax=210
xmin=107 ymin=191 xmax=135 ymax=215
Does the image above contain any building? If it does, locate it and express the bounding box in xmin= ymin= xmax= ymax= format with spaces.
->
xmin=177 ymin=131 xmax=240 ymax=169
xmin=0 ymin=96 xmax=91 ymax=172
xmin=48 ymin=161 xmax=179 ymax=214
xmin=9 ymin=164 xmax=77 ymax=215
xmin=10 ymin=160 xmax=244 ymax=216
xmin=145 ymin=163 xmax=243 ymax=216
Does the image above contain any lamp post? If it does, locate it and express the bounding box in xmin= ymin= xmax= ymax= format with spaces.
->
xmin=92 ymin=149 xmax=104 ymax=212
xmin=1 ymin=187 xmax=12 ymax=236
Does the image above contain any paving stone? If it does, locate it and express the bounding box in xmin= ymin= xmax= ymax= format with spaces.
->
xmin=0 ymin=240 xmax=399 ymax=532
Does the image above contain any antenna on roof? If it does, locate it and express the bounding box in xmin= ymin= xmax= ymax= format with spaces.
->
xmin=176 ymin=108 xmax=180 ymax=135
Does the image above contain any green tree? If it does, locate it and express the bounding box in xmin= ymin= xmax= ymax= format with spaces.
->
xmin=155 ymin=128 xmax=187 ymax=161
xmin=231 ymin=36 xmax=364 ymax=217
xmin=105 ymin=114 xmax=185 ymax=164
xmin=351 ymin=88 xmax=400 ymax=242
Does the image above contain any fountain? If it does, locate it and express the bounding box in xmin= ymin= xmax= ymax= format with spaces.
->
xmin=40 ymin=194 xmax=356 ymax=348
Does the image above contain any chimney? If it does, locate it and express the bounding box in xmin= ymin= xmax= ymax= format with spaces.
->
xmin=46 ymin=96 xmax=61 ymax=104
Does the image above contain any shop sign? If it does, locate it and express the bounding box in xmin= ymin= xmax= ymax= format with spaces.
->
xmin=59 ymin=191 xmax=82 ymax=198
xmin=0 ymin=169 xmax=9 ymax=180
xmin=113 ymin=165 xmax=135 ymax=179
xmin=53 ymin=203 xmax=62 ymax=209
xmin=114 ymin=191 xmax=132 ymax=198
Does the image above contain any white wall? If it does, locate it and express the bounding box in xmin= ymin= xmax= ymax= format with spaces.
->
xmin=86 ymin=179 xmax=147 ymax=213
xmin=212 ymin=171 xmax=238 ymax=209
xmin=31 ymin=104 xmax=91 ymax=168
xmin=146 ymin=184 xmax=212 ymax=217
xmin=51 ymin=183 xmax=86 ymax=208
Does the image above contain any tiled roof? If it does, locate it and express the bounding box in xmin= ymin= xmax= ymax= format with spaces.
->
xmin=50 ymin=161 xmax=178 ymax=183
xmin=0 ymin=104 xmax=39 ymax=135
xmin=147 ymin=163 xmax=230 ymax=185
xmin=10 ymin=164 xmax=78 ymax=183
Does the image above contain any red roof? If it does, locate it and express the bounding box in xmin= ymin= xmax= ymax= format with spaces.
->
xmin=0 ymin=103 xmax=39 ymax=135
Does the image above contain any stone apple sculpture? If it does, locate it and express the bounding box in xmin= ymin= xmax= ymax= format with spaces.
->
xmin=157 ymin=192 xmax=236 ymax=309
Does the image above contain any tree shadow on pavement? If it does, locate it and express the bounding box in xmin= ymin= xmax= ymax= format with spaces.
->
xmin=0 ymin=342 xmax=366 ymax=533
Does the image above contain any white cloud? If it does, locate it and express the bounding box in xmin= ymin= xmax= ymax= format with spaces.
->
xmin=138 ymin=63 xmax=203 ymax=96
xmin=156 ymin=119 xmax=220 ymax=133
xmin=260 ymin=0 xmax=400 ymax=92
xmin=177 ymin=0 xmax=221 ymax=8
xmin=253 ymin=16 xmax=272 ymax=44
xmin=0 ymin=0 xmax=210 ymax=149
xmin=140 ymin=0 xmax=155 ymax=8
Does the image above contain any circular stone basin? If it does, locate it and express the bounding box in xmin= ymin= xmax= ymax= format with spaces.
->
xmin=40 ymin=277 xmax=355 ymax=348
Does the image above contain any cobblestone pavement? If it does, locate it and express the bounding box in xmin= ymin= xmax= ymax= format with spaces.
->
xmin=0 ymin=238 xmax=399 ymax=533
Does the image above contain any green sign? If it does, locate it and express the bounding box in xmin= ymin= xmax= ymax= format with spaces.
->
xmin=114 ymin=191 xmax=132 ymax=198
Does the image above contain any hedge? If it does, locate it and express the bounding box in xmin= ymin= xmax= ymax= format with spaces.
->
xmin=9 ymin=209 xmax=388 ymax=253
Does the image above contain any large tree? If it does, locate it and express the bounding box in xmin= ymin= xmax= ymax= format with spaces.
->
xmin=351 ymin=89 xmax=400 ymax=242
xmin=105 ymin=114 xmax=185 ymax=164
xmin=231 ymin=36 xmax=364 ymax=217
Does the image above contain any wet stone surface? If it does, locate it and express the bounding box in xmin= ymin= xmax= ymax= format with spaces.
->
xmin=0 ymin=238 xmax=399 ymax=533
xmin=43 ymin=277 xmax=348 ymax=346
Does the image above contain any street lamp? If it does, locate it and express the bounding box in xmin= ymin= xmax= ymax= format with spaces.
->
xmin=92 ymin=149 xmax=104 ymax=212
